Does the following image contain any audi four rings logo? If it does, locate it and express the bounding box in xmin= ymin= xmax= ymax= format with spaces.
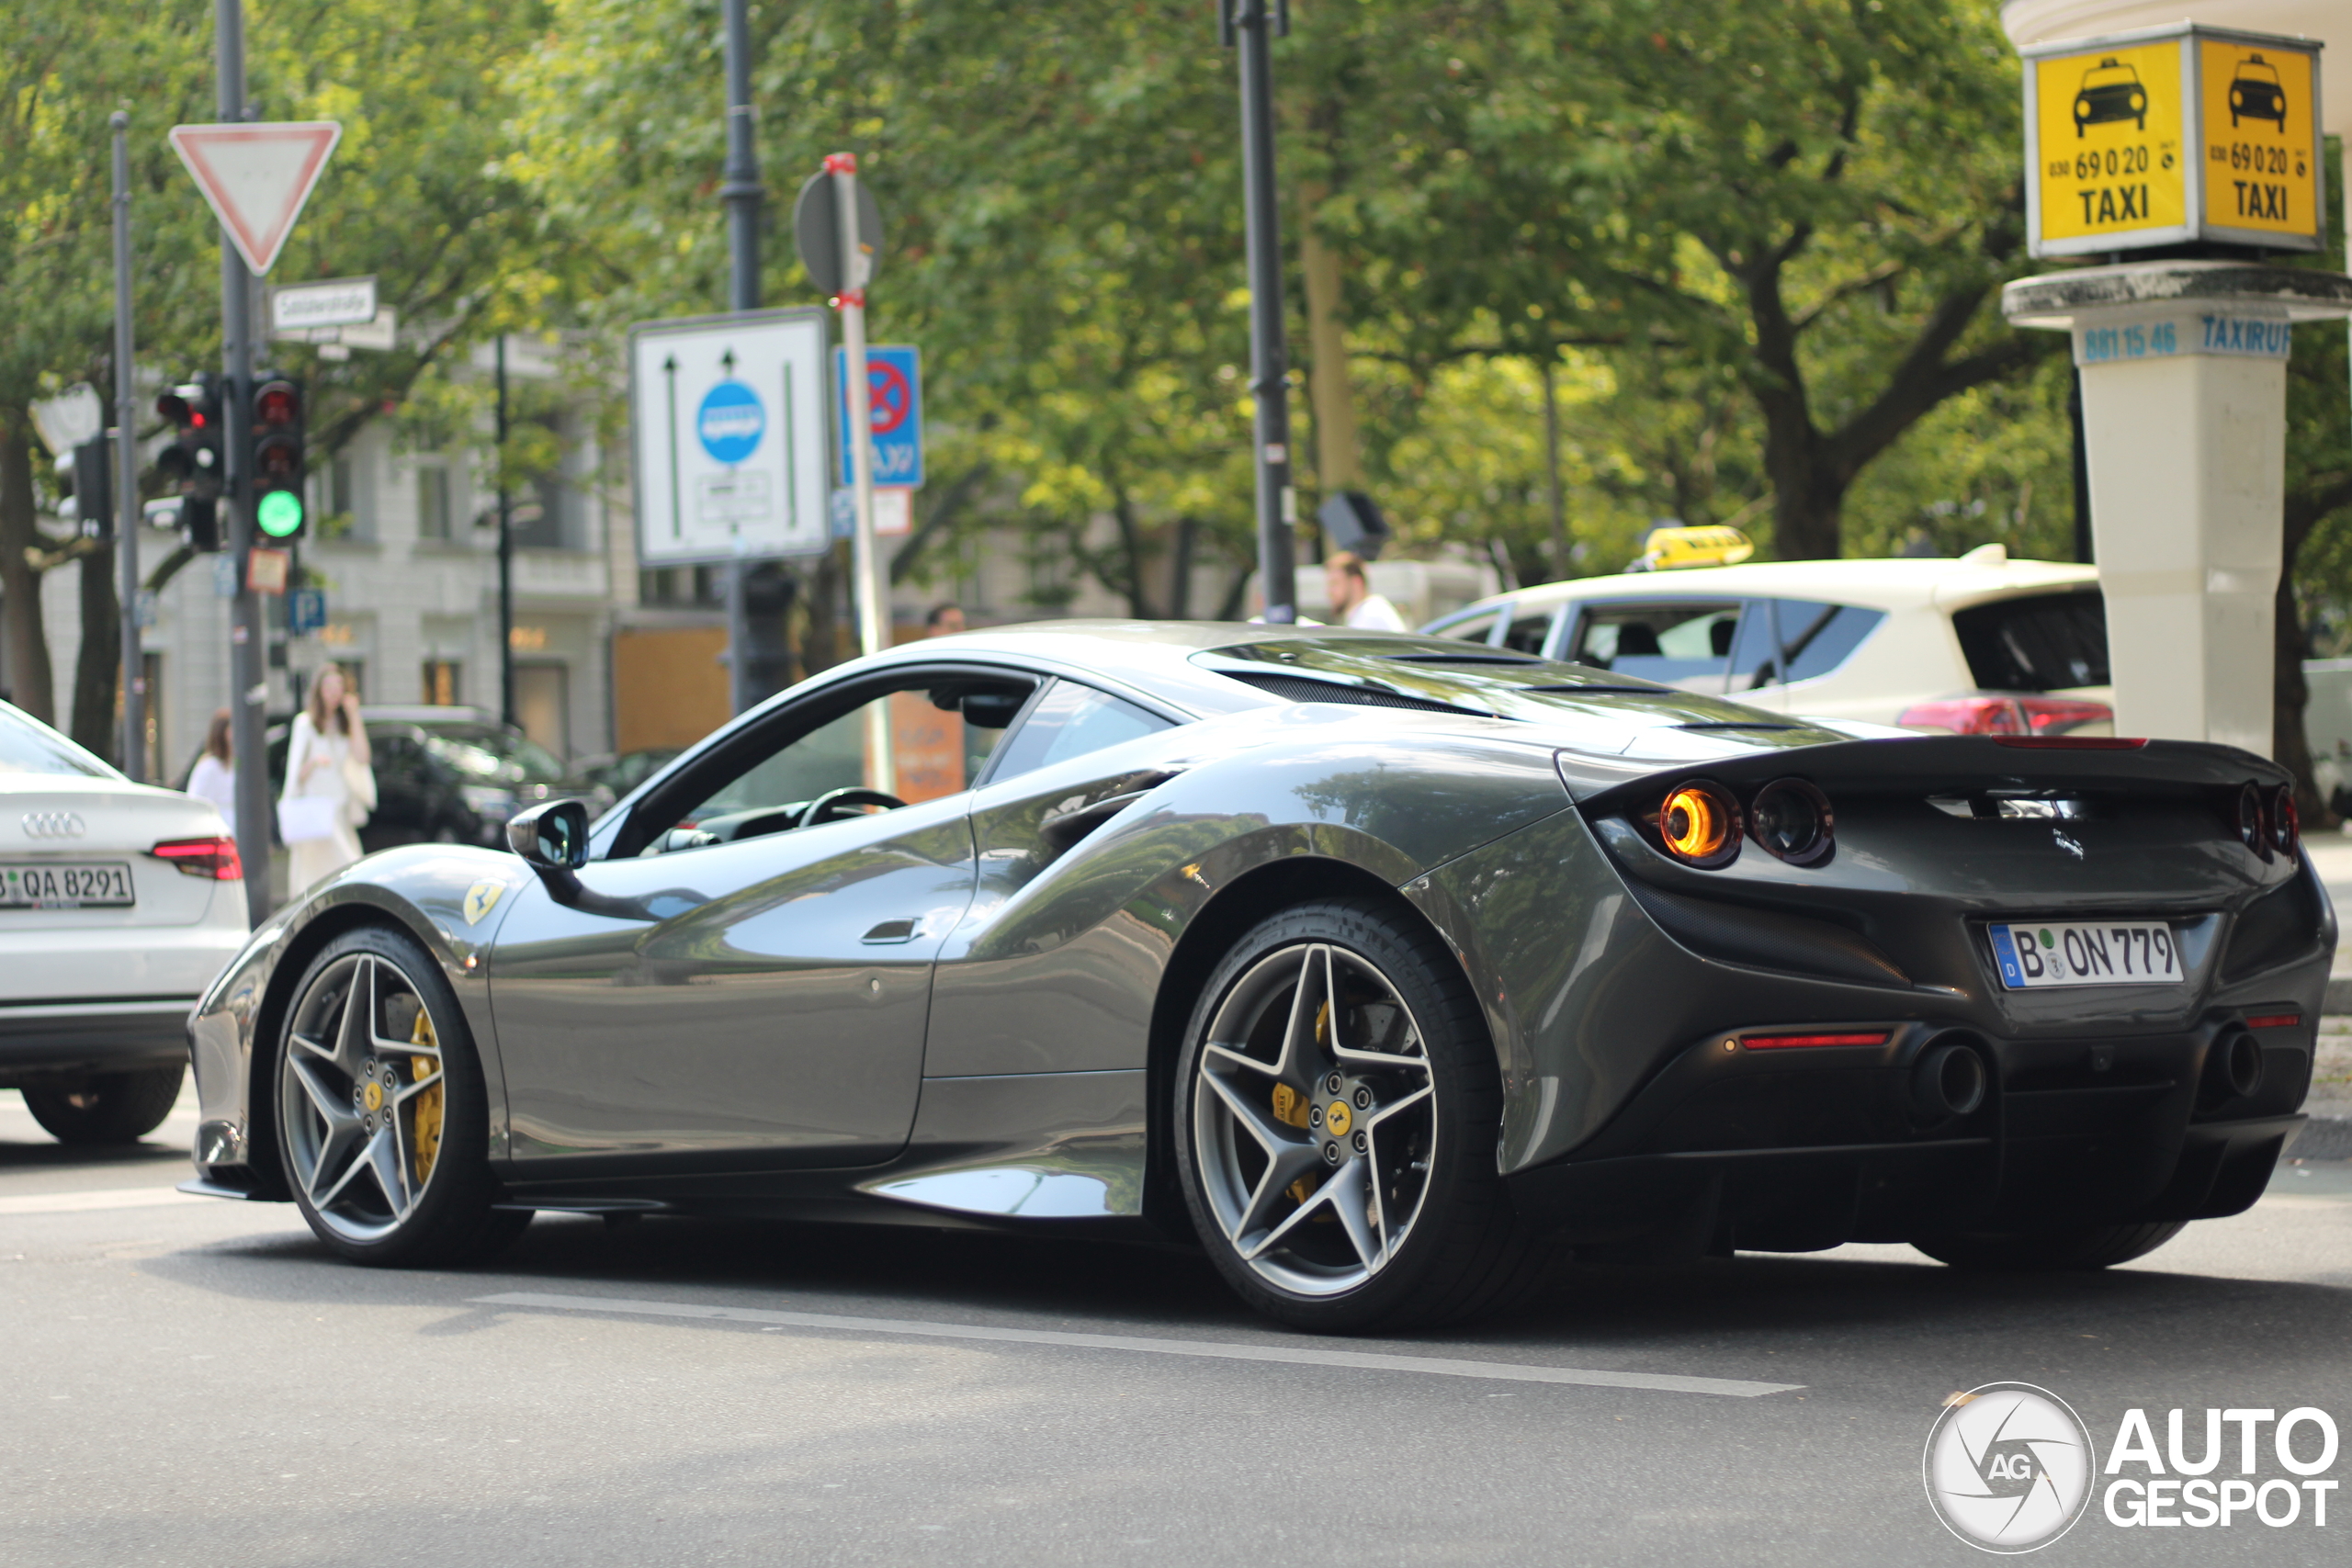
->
xmin=19 ymin=812 xmax=87 ymax=840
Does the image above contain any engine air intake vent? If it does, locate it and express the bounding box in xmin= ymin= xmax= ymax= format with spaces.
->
xmin=1225 ymin=671 xmax=1489 ymax=716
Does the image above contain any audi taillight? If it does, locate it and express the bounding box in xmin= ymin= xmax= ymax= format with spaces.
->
xmin=149 ymin=835 xmax=243 ymax=880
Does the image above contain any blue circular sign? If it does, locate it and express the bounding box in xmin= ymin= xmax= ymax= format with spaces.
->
xmin=696 ymin=380 xmax=764 ymax=464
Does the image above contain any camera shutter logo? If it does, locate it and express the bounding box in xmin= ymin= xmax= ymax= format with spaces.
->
xmin=1923 ymin=1382 xmax=2097 ymax=1552
xmin=19 ymin=812 xmax=87 ymax=840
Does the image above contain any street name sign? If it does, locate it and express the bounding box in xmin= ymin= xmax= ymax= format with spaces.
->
xmin=2023 ymin=25 xmax=2324 ymax=258
xmin=269 ymin=276 xmax=376 ymax=332
xmin=167 ymin=121 xmax=342 ymax=276
xmin=630 ymin=309 xmax=832 ymax=565
xmin=833 ymin=344 xmax=923 ymax=489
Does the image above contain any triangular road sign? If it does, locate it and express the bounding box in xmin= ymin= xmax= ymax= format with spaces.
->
xmin=168 ymin=121 xmax=342 ymax=276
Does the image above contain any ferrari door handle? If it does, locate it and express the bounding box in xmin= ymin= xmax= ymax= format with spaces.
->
xmin=861 ymin=919 xmax=919 ymax=944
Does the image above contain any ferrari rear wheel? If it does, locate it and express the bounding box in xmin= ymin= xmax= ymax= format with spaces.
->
xmin=1911 ymin=1221 xmax=2188 ymax=1271
xmin=1175 ymin=897 xmax=1550 ymax=1333
xmin=275 ymin=926 xmax=527 ymax=1267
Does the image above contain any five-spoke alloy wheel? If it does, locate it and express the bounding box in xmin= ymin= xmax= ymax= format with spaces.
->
xmin=276 ymin=927 xmax=526 ymax=1266
xmin=1175 ymin=898 xmax=1550 ymax=1333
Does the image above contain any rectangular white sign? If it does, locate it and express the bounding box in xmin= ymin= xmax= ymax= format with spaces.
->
xmin=269 ymin=276 xmax=377 ymax=332
xmin=631 ymin=309 xmax=832 ymax=564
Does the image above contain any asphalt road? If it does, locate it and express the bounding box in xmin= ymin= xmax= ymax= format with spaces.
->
xmin=4 ymin=1083 xmax=2347 ymax=1567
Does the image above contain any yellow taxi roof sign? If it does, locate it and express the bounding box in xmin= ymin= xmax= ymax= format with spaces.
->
xmin=1634 ymin=525 xmax=1755 ymax=572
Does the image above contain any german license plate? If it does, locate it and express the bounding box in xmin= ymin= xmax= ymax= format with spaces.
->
xmin=0 ymin=863 xmax=135 ymax=909
xmin=1989 ymin=920 xmax=2179 ymax=989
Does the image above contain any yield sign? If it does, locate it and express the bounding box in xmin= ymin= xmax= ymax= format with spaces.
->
xmin=168 ymin=121 xmax=342 ymax=276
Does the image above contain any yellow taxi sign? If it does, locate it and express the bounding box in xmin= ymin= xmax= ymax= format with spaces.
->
xmin=1634 ymin=525 xmax=1754 ymax=572
xmin=2023 ymin=25 xmax=2324 ymax=258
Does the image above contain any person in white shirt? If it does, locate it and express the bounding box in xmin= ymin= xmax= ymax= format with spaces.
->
xmin=1325 ymin=551 xmax=1406 ymax=632
xmin=185 ymin=708 xmax=236 ymax=820
xmin=280 ymin=665 xmax=377 ymax=897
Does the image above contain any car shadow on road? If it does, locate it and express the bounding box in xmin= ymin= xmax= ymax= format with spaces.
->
xmin=136 ymin=1204 xmax=2352 ymax=1372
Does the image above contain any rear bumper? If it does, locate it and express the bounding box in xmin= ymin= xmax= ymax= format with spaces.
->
xmin=1505 ymin=1019 xmax=2312 ymax=1250
xmin=0 ymin=998 xmax=196 ymax=1080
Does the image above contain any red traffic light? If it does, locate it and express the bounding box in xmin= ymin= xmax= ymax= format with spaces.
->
xmin=254 ymin=379 xmax=300 ymax=427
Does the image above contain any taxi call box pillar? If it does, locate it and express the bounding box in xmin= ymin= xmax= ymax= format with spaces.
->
xmin=2004 ymin=263 xmax=2352 ymax=755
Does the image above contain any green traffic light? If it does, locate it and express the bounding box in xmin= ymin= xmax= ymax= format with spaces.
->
xmin=256 ymin=489 xmax=304 ymax=538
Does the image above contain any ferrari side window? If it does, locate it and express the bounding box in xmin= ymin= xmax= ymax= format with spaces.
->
xmin=984 ymin=681 xmax=1172 ymax=786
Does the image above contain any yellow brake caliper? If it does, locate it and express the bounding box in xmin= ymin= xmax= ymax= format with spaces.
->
xmin=409 ymin=1008 xmax=443 ymax=1185
xmin=1272 ymin=1000 xmax=1332 ymax=1205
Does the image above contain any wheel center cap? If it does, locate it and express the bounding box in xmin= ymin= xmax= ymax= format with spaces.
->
xmin=1324 ymin=1100 xmax=1353 ymax=1137
xmin=362 ymin=1081 xmax=384 ymax=1113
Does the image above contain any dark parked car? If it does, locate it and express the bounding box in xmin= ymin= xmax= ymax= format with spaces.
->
xmin=2229 ymin=55 xmax=2287 ymax=130
xmin=258 ymin=709 xmax=609 ymax=852
xmin=2073 ymin=59 xmax=2146 ymax=136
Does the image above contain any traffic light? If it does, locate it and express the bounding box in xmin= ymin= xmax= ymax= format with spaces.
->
xmin=251 ymin=374 xmax=305 ymax=541
xmin=156 ymin=374 xmax=224 ymax=550
xmin=51 ymin=434 xmax=114 ymax=539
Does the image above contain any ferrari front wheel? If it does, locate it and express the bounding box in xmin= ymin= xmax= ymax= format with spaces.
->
xmin=275 ymin=926 xmax=527 ymax=1267
xmin=1174 ymin=898 xmax=1550 ymax=1334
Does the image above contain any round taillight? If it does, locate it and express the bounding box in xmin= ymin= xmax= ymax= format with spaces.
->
xmin=2238 ymin=783 xmax=2267 ymax=860
xmin=1658 ymin=781 xmax=1739 ymax=868
xmin=1748 ymin=777 xmax=1835 ymax=865
xmin=2268 ymin=784 xmax=2299 ymax=860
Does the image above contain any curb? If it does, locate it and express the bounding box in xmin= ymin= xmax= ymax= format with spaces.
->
xmin=2291 ymin=1117 xmax=2352 ymax=1162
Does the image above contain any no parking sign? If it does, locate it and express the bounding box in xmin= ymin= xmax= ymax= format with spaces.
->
xmin=834 ymin=344 xmax=923 ymax=489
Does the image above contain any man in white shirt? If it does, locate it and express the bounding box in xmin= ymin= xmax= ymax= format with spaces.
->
xmin=1324 ymin=551 xmax=1406 ymax=631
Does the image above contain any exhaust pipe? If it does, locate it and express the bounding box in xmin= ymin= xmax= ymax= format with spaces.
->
xmin=1912 ymin=1039 xmax=1988 ymax=1122
xmin=2202 ymin=1028 xmax=2264 ymax=1106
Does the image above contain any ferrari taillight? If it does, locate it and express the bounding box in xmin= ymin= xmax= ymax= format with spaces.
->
xmin=149 ymin=835 xmax=243 ymax=880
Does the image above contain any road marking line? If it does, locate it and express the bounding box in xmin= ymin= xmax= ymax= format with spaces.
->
xmin=0 ymin=1188 xmax=208 ymax=1216
xmin=470 ymin=1291 xmax=1802 ymax=1398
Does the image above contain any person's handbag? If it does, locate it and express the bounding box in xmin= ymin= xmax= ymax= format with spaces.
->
xmin=277 ymin=795 xmax=340 ymax=844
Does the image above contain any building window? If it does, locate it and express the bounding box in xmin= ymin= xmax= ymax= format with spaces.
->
xmin=416 ymin=460 xmax=453 ymax=540
xmin=422 ymin=660 xmax=462 ymax=707
xmin=515 ymin=663 xmax=570 ymax=758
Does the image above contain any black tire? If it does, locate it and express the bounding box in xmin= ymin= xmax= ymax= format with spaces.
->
xmin=1911 ymin=1221 xmax=2188 ymax=1271
xmin=1172 ymin=897 xmax=1554 ymax=1334
xmin=21 ymin=1063 xmax=185 ymax=1145
xmin=273 ymin=924 xmax=527 ymax=1267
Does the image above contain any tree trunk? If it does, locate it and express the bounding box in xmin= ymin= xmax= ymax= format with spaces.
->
xmin=0 ymin=412 xmax=56 ymax=722
xmin=1299 ymin=181 xmax=1363 ymax=501
xmin=70 ymin=541 xmax=119 ymax=764
xmin=2273 ymin=566 xmax=2323 ymax=824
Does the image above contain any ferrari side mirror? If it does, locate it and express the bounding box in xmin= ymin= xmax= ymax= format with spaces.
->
xmin=507 ymin=798 xmax=590 ymax=872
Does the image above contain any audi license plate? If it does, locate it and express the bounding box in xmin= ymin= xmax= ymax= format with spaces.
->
xmin=1989 ymin=920 xmax=2179 ymax=989
xmin=0 ymin=863 xmax=135 ymax=909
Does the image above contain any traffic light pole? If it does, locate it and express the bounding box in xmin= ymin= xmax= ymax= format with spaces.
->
xmin=720 ymin=0 xmax=761 ymax=716
xmin=1225 ymin=0 xmax=1297 ymax=623
xmin=217 ymin=0 xmax=269 ymax=926
xmin=109 ymin=111 xmax=144 ymax=781
xmin=495 ymin=335 xmax=515 ymax=728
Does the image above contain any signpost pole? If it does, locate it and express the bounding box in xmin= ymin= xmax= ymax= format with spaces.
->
xmin=720 ymin=0 xmax=763 ymax=717
xmin=495 ymin=334 xmax=515 ymax=728
xmin=829 ymin=152 xmax=892 ymax=793
xmin=215 ymin=0 xmax=268 ymax=926
xmin=109 ymin=112 xmax=144 ymax=781
xmin=1226 ymin=0 xmax=1297 ymax=623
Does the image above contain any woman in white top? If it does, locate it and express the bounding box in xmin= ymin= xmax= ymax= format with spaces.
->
xmin=280 ymin=665 xmax=376 ymax=897
xmin=185 ymin=708 xmax=236 ymax=820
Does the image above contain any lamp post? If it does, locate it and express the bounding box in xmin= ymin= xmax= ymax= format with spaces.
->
xmin=1221 ymin=0 xmax=1297 ymax=623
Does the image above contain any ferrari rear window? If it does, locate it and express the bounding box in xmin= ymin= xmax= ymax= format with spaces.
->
xmin=1951 ymin=591 xmax=2109 ymax=693
xmin=0 ymin=704 xmax=116 ymax=779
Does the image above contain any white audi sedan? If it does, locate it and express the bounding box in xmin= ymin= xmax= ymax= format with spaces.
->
xmin=1421 ymin=545 xmax=2115 ymax=737
xmin=1 ymin=702 xmax=247 ymax=1144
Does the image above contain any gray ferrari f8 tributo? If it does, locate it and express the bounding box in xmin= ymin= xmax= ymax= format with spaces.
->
xmin=183 ymin=623 xmax=2330 ymax=1331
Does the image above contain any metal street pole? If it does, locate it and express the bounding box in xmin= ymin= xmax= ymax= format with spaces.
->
xmin=1225 ymin=0 xmax=1296 ymax=623
xmin=829 ymin=152 xmax=892 ymax=794
xmin=495 ymin=334 xmax=515 ymax=728
xmin=216 ymin=0 xmax=267 ymax=926
xmin=720 ymin=0 xmax=762 ymax=716
xmin=109 ymin=111 xmax=144 ymax=781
